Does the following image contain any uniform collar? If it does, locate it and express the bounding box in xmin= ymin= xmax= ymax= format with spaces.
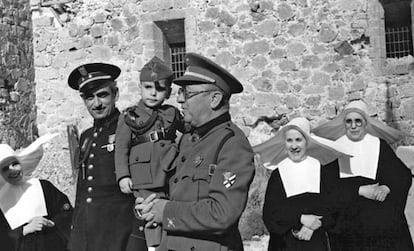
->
xmin=193 ymin=112 xmax=230 ymax=138
xmin=93 ymin=108 xmax=120 ymax=129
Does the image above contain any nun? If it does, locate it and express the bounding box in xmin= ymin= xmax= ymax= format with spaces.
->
xmin=0 ymin=134 xmax=73 ymax=251
xmin=255 ymin=117 xmax=351 ymax=251
xmin=313 ymin=100 xmax=414 ymax=251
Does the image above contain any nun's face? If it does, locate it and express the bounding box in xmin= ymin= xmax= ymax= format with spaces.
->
xmin=344 ymin=112 xmax=367 ymax=142
xmin=1 ymin=162 xmax=24 ymax=185
xmin=285 ymin=129 xmax=307 ymax=162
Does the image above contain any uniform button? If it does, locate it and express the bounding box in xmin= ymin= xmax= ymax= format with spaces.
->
xmin=99 ymin=128 xmax=103 ymax=132
xmin=87 ymin=187 xmax=93 ymax=193
xmin=89 ymin=153 xmax=94 ymax=158
xmin=82 ymin=163 xmax=85 ymax=168
xmin=174 ymin=178 xmax=178 ymax=183
xmin=191 ymin=247 xmax=195 ymax=251
xmin=87 ymin=176 xmax=93 ymax=181
xmin=92 ymin=143 xmax=96 ymax=147
xmin=93 ymin=132 xmax=98 ymax=137
xmin=86 ymin=198 xmax=92 ymax=203
xmin=181 ymin=156 xmax=186 ymax=162
xmin=88 ymin=164 xmax=93 ymax=170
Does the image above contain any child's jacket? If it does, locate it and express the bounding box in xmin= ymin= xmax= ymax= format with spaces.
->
xmin=115 ymin=100 xmax=182 ymax=190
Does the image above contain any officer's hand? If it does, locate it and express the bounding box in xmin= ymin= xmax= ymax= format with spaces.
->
xmin=119 ymin=177 xmax=132 ymax=194
xmin=358 ymin=183 xmax=379 ymax=200
xmin=145 ymin=199 xmax=168 ymax=228
xmin=300 ymin=214 xmax=322 ymax=230
xmin=23 ymin=216 xmax=55 ymax=236
xmin=135 ymin=193 xmax=156 ymax=220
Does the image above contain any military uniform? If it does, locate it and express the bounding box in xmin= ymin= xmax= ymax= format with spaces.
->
xmin=69 ymin=109 xmax=138 ymax=251
xmin=159 ymin=113 xmax=255 ymax=251
xmin=115 ymin=56 xmax=183 ymax=248
xmin=115 ymin=100 xmax=182 ymax=192
xmin=67 ymin=63 xmax=145 ymax=251
xmin=153 ymin=53 xmax=255 ymax=251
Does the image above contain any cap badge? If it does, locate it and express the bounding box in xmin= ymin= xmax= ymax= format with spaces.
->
xmin=78 ymin=66 xmax=88 ymax=77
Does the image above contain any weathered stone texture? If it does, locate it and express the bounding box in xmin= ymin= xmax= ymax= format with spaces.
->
xmin=28 ymin=0 xmax=414 ymax=239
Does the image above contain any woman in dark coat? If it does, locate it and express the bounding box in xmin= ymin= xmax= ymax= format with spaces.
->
xmin=255 ymin=117 xmax=350 ymax=251
xmin=0 ymin=134 xmax=73 ymax=251
xmin=313 ymin=100 xmax=414 ymax=251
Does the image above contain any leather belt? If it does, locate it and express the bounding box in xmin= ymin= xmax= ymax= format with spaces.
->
xmin=131 ymin=128 xmax=175 ymax=146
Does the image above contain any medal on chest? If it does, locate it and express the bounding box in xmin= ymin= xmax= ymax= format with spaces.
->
xmin=101 ymin=134 xmax=116 ymax=152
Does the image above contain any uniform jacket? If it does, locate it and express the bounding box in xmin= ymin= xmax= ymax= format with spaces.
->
xmin=69 ymin=109 xmax=136 ymax=251
xmin=0 ymin=179 xmax=73 ymax=251
xmin=115 ymin=100 xmax=183 ymax=190
xmin=160 ymin=113 xmax=255 ymax=251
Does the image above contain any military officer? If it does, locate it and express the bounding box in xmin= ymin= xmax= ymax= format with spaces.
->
xmin=67 ymin=63 xmax=146 ymax=251
xmin=136 ymin=53 xmax=256 ymax=251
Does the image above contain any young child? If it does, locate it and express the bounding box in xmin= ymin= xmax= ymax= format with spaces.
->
xmin=115 ymin=56 xmax=184 ymax=250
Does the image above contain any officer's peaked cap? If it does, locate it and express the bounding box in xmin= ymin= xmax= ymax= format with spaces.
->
xmin=173 ymin=52 xmax=243 ymax=94
xmin=68 ymin=63 xmax=121 ymax=92
xmin=140 ymin=56 xmax=173 ymax=82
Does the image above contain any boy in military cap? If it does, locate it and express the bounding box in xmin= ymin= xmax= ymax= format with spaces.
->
xmin=115 ymin=56 xmax=185 ymax=249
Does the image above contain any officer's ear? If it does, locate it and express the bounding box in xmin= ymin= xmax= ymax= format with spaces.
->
xmin=210 ymin=91 xmax=224 ymax=110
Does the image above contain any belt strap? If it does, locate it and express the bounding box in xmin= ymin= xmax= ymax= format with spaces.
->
xmin=131 ymin=128 xmax=175 ymax=146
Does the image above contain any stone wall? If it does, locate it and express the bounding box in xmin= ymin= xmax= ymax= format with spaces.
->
xmin=0 ymin=0 xmax=36 ymax=149
xmin=30 ymin=0 xmax=414 ymax=239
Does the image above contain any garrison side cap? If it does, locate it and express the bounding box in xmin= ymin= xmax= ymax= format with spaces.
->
xmin=140 ymin=56 xmax=173 ymax=82
xmin=68 ymin=63 xmax=121 ymax=92
xmin=173 ymin=52 xmax=243 ymax=94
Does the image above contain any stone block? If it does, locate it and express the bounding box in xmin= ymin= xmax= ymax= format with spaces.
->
xmin=301 ymin=55 xmax=322 ymax=68
xmin=125 ymin=15 xmax=138 ymax=27
xmin=287 ymin=42 xmax=306 ymax=57
xmin=243 ymin=40 xmax=270 ymax=55
xmin=328 ymin=83 xmax=345 ymax=100
xmin=275 ymin=80 xmax=289 ymax=93
xmin=34 ymin=54 xmax=51 ymax=67
xmin=305 ymin=95 xmax=321 ymax=107
xmin=252 ymin=77 xmax=273 ymax=92
xmin=206 ymin=7 xmax=219 ymax=19
xmin=288 ymin=22 xmax=306 ymax=37
xmin=33 ymin=16 xmax=53 ymax=27
xmin=396 ymin=146 xmax=414 ymax=172
xmin=106 ymin=35 xmax=119 ymax=47
xmin=319 ymin=26 xmax=338 ymax=43
xmin=270 ymin=48 xmax=286 ymax=59
xmin=79 ymin=35 xmax=94 ymax=49
xmin=322 ymin=63 xmax=340 ymax=73
xmin=94 ymin=12 xmax=108 ymax=23
xmin=173 ymin=0 xmax=188 ymax=9
xmin=255 ymin=19 xmax=279 ymax=37
xmin=284 ymin=94 xmax=301 ymax=108
xmin=401 ymin=98 xmax=414 ymax=120
xmin=254 ymin=93 xmax=282 ymax=106
xmin=218 ymin=10 xmax=236 ymax=27
xmin=215 ymin=51 xmax=234 ymax=68
xmin=251 ymin=56 xmax=268 ymax=69
xmin=199 ymin=21 xmax=215 ymax=32
xmin=111 ymin=18 xmax=123 ymax=31
xmin=279 ymin=59 xmax=297 ymax=72
xmin=90 ymin=24 xmax=104 ymax=38
xmin=277 ymin=3 xmax=294 ymax=21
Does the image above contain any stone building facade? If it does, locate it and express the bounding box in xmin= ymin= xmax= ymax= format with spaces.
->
xmin=26 ymin=0 xmax=414 ymax=240
xmin=0 ymin=0 xmax=36 ymax=149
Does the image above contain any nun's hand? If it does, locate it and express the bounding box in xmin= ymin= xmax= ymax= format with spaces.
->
xmin=358 ymin=183 xmax=379 ymax=200
xmin=300 ymin=214 xmax=322 ymax=230
xmin=295 ymin=226 xmax=314 ymax=241
xmin=374 ymin=185 xmax=390 ymax=202
xmin=23 ymin=216 xmax=55 ymax=236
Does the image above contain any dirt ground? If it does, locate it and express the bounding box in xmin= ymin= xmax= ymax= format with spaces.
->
xmin=243 ymin=235 xmax=269 ymax=251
